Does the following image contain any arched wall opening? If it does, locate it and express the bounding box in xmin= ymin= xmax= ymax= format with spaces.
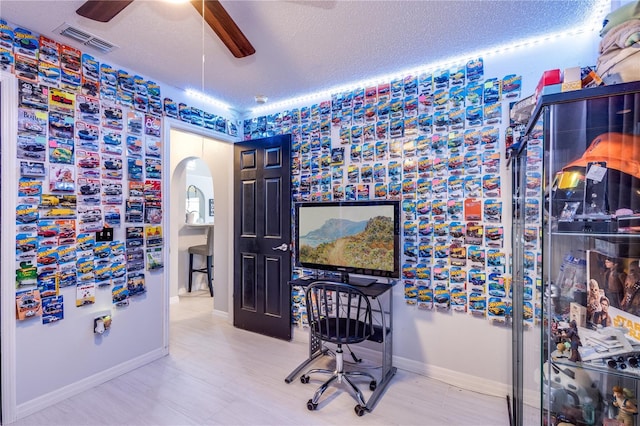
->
xmin=167 ymin=124 xmax=234 ymax=315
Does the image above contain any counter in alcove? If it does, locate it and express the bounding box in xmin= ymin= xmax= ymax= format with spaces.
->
xmin=185 ymin=223 xmax=214 ymax=229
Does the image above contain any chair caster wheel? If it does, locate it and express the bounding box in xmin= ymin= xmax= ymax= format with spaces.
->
xmin=354 ymin=404 xmax=366 ymax=416
xmin=307 ymin=399 xmax=317 ymax=411
xmin=369 ymin=380 xmax=377 ymax=391
xmin=300 ymin=375 xmax=310 ymax=384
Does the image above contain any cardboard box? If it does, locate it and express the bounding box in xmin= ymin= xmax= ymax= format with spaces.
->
xmin=570 ymin=302 xmax=587 ymax=327
xmin=540 ymin=83 xmax=562 ymax=96
xmin=535 ymin=69 xmax=562 ymax=101
xmin=581 ymin=66 xmax=604 ymax=88
xmin=564 ymin=66 xmax=582 ymax=83
xmin=539 ymin=69 xmax=562 ymax=86
xmin=562 ymin=81 xmax=582 ymax=92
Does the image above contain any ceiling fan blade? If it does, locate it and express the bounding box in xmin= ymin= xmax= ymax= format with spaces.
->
xmin=76 ymin=0 xmax=134 ymax=23
xmin=190 ymin=0 xmax=255 ymax=58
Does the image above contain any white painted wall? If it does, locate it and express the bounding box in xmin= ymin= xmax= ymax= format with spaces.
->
xmin=1 ymin=69 xmax=169 ymax=420
xmin=1 ymin=71 xmax=20 ymax=421
xmin=388 ymin=33 xmax=601 ymax=395
xmin=0 ymin=17 xmax=608 ymax=424
xmin=243 ymin=32 xmax=603 ymax=395
xmin=0 ymin=19 xmax=244 ymax=418
xmin=0 ymin=70 xmax=240 ymax=422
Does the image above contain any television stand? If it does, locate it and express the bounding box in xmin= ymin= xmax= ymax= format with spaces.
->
xmin=340 ymin=272 xmax=376 ymax=287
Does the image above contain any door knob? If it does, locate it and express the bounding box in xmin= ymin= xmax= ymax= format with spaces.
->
xmin=272 ymin=243 xmax=289 ymax=252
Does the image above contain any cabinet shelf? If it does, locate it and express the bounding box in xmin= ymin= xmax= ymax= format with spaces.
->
xmin=512 ymin=82 xmax=640 ymax=425
xmin=551 ymin=232 xmax=640 ymax=238
xmin=552 ymin=358 xmax=640 ymax=381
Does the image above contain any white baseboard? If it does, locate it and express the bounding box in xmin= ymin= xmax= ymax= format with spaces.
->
xmin=292 ymin=325 xmax=309 ymax=343
xmin=169 ymin=295 xmax=180 ymax=304
xmin=393 ymin=354 xmax=510 ymax=398
xmin=290 ymin=327 xmax=510 ymax=399
xmin=212 ymin=309 xmax=228 ymax=319
xmin=14 ymin=329 xmax=512 ymax=423
xmin=15 ymin=348 xmax=167 ymax=421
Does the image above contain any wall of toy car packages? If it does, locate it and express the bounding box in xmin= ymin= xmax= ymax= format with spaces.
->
xmin=244 ymin=59 xmax=526 ymax=324
xmin=521 ymin=120 xmax=544 ymax=327
xmin=1 ymin=19 xmax=236 ymax=325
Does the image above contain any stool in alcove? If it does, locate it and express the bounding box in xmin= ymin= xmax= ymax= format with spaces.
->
xmin=188 ymin=225 xmax=214 ymax=297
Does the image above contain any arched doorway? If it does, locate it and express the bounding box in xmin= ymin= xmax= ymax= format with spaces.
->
xmin=168 ymin=125 xmax=234 ymax=315
xmin=186 ymin=158 xmax=215 ymax=225
xmin=175 ymin=157 xmax=214 ymax=295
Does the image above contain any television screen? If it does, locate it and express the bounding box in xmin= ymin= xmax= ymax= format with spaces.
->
xmin=295 ymin=200 xmax=400 ymax=282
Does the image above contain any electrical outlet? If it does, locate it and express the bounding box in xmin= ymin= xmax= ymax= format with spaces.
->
xmin=94 ymin=314 xmax=112 ymax=334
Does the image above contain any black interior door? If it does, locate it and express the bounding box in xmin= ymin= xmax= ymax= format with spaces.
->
xmin=233 ymin=135 xmax=292 ymax=340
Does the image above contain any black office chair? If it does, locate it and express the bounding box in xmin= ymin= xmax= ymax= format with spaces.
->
xmin=301 ymin=281 xmax=377 ymax=416
xmin=187 ymin=225 xmax=214 ymax=297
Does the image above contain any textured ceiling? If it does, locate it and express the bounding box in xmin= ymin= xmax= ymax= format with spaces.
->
xmin=0 ymin=0 xmax=607 ymax=114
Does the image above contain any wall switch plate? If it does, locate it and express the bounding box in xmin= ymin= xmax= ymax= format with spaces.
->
xmin=95 ymin=228 xmax=113 ymax=242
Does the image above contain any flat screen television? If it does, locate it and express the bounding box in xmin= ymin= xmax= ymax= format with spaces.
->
xmin=294 ymin=200 xmax=400 ymax=286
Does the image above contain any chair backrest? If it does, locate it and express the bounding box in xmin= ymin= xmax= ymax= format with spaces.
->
xmin=205 ymin=225 xmax=214 ymax=256
xmin=305 ymin=281 xmax=373 ymax=345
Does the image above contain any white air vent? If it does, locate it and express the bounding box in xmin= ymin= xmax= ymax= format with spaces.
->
xmin=54 ymin=23 xmax=118 ymax=53
xmin=58 ymin=25 xmax=92 ymax=43
xmin=85 ymin=38 xmax=116 ymax=53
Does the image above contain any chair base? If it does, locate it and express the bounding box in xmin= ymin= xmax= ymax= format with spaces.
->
xmin=301 ymin=347 xmax=376 ymax=415
xmin=188 ymin=253 xmax=214 ymax=297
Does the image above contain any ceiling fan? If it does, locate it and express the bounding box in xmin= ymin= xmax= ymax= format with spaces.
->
xmin=75 ymin=0 xmax=255 ymax=58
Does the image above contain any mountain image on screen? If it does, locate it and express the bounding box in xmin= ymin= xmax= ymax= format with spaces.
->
xmin=299 ymin=216 xmax=394 ymax=271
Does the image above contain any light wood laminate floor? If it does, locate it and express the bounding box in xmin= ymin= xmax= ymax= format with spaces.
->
xmin=12 ymin=291 xmax=511 ymax=425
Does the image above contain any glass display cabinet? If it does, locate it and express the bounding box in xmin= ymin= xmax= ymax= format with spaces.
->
xmin=512 ymin=81 xmax=640 ymax=426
